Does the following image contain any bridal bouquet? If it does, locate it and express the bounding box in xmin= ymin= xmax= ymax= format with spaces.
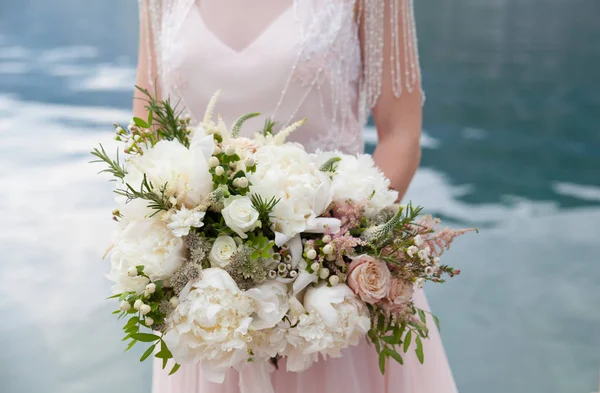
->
xmin=92 ymin=88 xmax=473 ymax=383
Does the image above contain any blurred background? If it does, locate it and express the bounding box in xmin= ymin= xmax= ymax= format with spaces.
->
xmin=1 ymin=0 xmax=599 ymax=392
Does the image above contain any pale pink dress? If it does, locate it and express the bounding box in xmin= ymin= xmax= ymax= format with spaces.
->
xmin=138 ymin=0 xmax=458 ymax=391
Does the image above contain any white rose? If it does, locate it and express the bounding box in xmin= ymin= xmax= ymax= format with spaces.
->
xmin=247 ymin=144 xmax=340 ymax=245
xmin=122 ymin=133 xmax=214 ymax=208
xmin=108 ymin=218 xmax=185 ymax=294
xmin=209 ymin=236 xmax=237 ymax=268
xmin=221 ymin=196 xmax=260 ymax=238
xmin=314 ymin=151 xmax=398 ymax=218
xmin=166 ymin=207 xmax=206 ymax=237
xmin=285 ymin=283 xmax=371 ymax=372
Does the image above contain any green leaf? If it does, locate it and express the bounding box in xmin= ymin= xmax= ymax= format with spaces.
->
xmin=378 ymin=351 xmax=386 ymax=374
xmin=169 ymin=363 xmax=181 ymax=375
xmin=403 ymin=330 xmax=412 ymax=353
xmin=140 ymin=343 xmax=157 ymax=362
xmin=319 ymin=156 xmax=342 ymax=172
xmin=387 ymin=349 xmax=404 ymax=365
xmin=133 ymin=117 xmax=149 ymax=128
xmin=415 ymin=336 xmax=424 ymax=364
xmin=112 ymin=310 xmax=121 ymax=315
xmin=107 ymin=293 xmax=122 ymax=299
xmin=432 ymin=314 xmax=441 ymax=332
xmin=130 ymin=333 xmax=161 ymax=343
xmin=418 ymin=309 xmax=427 ymax=324
xmin=125 ymin=340 xmax=137 ymax=352
xmin=147 ymin=110 xmax=153 ymax=126
xmin=261 ymin=250 xmax=271 ymax=259
xmin=381 ymin=336 xmax=399 ymax=345
xmin=393 ymin=322 xmax=404 ymax=343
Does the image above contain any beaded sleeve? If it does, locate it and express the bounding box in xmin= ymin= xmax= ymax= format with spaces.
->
xmin=358 ymin=0 xmax=423 ymax=108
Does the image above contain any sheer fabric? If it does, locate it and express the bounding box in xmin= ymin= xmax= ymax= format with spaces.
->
xmin=137 ymin=1 xmax=456 ymax=392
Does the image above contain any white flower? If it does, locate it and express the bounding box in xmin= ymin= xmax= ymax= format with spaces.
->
xmin=133 ymin=299 xmax=144 ymax=311
xmin=163 ymin=269 xmax=288 ymax=382
xmin=414 ymin=234 xmax=424 ymax=247
xmin=407 ymin=245 xmax=418 ymax=258
xmin=417 ymin=249 xmax=430 ymax=262
xmin=433 ymin=257 xmax=441 ymax=266
xmin=425 ymin=266 xmax=434 ymax=275
xmin=108 ymin=218 xmax=185 ymax=294
xmin=122 ymin=133 xmax=214 ymax=209
xmin=209 ymin=236 xmax=237 ymax=268
xmin=120 ymin=301 xmax=131 ymax=312
xmin=145 ymin=316 xmax=154 ymax=326
xmin=145 ymin=283 xmax=156 ymax=294
xmin=140 ymin=304 xmax=151 ymax=315
xmin=166 ymin=207 xmax=206 ymax=237
xmin=314 ymin=151 xmax=398 ymax=217
xmin=285 ymin=283 xmax=371 ymax=372
xmin=247 ymin=144 xmax=339 ymax=244
xmin=221 ymin=196 xmax=260 ymax=238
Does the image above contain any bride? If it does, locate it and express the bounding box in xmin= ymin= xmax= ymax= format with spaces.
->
xmin=134 ymin=0 xmax=457 ymax=392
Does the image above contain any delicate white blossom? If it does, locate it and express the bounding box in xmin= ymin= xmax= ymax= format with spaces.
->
xmin=108 ymin=218 xmax=185 ymax=294
xmin=407 ymin=245 xmax=418 ymax=258
xmin=221 ymin=196 xmax=260 ymax=238
xmin=166 ymin=207 xmax=206 ymax=238
xmin=209 ymin=236 xmax=237 ymax=268
xmin=314 ymin=151 xmax=398 ymax=217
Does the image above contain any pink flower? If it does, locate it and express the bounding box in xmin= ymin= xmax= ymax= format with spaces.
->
xmin=382 ymin=278 xmax=414 ymax=312
xmin=347 ymin=255 xmax=391 ymax=304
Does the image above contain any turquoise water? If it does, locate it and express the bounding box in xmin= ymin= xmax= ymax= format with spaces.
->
xmin=1 ymin=1 xmax=599 ymax=392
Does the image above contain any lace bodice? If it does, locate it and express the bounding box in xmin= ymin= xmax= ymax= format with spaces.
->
xmin=138 ymin=0 xmax=422 ymax=154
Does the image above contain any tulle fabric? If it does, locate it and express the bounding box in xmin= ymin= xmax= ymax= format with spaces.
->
xmin=148 ymin=1 xmax=457 ymax=391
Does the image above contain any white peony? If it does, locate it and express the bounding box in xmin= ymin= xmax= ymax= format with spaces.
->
xmin=163 ymin=269 xmax=289 ymax=382
xmin=122 ymin=133 xmax=214 ymax=209
xmin=209 ymin=236 xmax=237 ymax=268
xmin=247 ymin=144 xmax=340 ymax=245
xmin=162 ymin=269 xmax=253 ymax=381
xmin=108 ymin=218 xmax=185 ymax=294
xmin=314 ymin=151 xmax=398 ymax=218
xmin=221 ymin=196 xmax=260 ymax=238
xmin=166 ymin=206 xmax=206 ymax=237
xmin=285 ymin=283 xmax=371 ymax=372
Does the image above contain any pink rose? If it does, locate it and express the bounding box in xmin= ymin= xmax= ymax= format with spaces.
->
xmin=347 ymin=255 xmax=391 ymax=304
xmin=382 ymin=278 xmax=414 ymax=312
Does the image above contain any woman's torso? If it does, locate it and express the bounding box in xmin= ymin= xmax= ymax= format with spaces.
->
xmin=155 ymin=0 xmax=366 ymax=153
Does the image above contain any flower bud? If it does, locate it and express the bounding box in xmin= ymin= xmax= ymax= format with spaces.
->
xmin=328 ymin=253 xmax=338 ymax=262
xmin=127 ymin=267 xmax=138 ymax=277
xmin=310 ymin=262 xmax=320 ymax=272
xmin=244 ymin=157 xmax=255 ymax=167
xmin=237 ymin=177 xmax=248 ymax=188
xmin=425 ymin=266 xmax=434 ymax=275
xmin=145 ymin=283 xmax=156 ymax=294
xmin=268 ymin=270 xmax=277 ymax=279
xmin=209 ymin=156 xmax=220 ymax=168
xmin=338 ymin=273 xmax=347 ymax=282
xmin=169 ymin=296 xmax=179 ymax=308
xmin=119 ymin=301 xmax=131 ymax=312
xmin=232 ymin=178 xmax=240 ymax=187
xmin=213 ymin=145 xmax=222 ymax=155
xmin=140 ymin=304 xmax=152 ymax=315
xmin=144 ymin=317 xmax=154 ymax=326
xmin=289 ymin=270 xmax=298 ymax=278
xmin=414 ymin=234 xmax=424 ymax=247
xmin=133 ymin=299 xmax=144 ymax=311
xmin=319 ymin=268 xmax=330 ymax=280
xmin=225 ymin=145 xmax=236 ymax=155
xmin=433 ymin=257 xmax=441 ymax=266
xmin=328 ymin=275 xmax=340 ymax=286
xmin=322 ymin=244 xmax=334 ymax=255
xmin=322 ymin=235 xmax=331 ymax=243
xmin=215 ymin=166 xmax=225 ymax=176
xmin=306 ymin=249 xmax=317 ymax=260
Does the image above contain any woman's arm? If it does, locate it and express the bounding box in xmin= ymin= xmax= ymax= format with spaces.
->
xmin=133 ymin=1 xmax=159 ymax=119
xmin=359 ymin=0 xmax=423 ymax=200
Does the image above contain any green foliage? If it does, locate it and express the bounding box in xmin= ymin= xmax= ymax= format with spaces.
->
xmin=114 ymin=174 xmax=171 ymax=217
xmin=90 ymin=144 xmax=127 ymax=180
xmin=231 ymin=112 xmax=260 ymax=138
xmin=135 ymin=86 xmax=191 ymax=147
xmin=246 ymin=233 xmax=276 ymax=260
xmin=250 ymin=194 xmax=280 ymax=230
xmin=319 ymin=156 xmax=342 ymax=173
xmin=262 ymin=118 xmax=277 ymax=136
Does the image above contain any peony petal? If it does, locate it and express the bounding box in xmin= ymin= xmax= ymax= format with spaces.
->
xmin=304 ymin=217 xmax=341 ymax=234
xmin=303 ymin=283 xmax=355 ymax=328
xmin=292 ymin=270 xmax=318 ymax=296
xmin=274 ymin=231 xmax=292 ymax=247
xmin=190 ymin=133 xmax=215 ymax=159
xmin=287 ymin=234 xmax=303 ymax=268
